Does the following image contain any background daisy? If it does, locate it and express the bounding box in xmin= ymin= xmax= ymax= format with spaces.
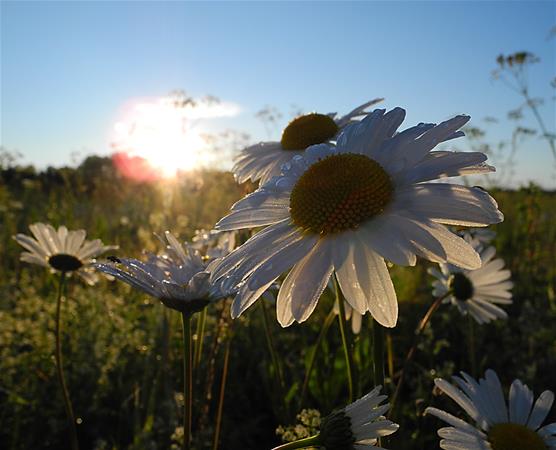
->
xmin=95 ymin=231 xmax=224 ymax=314
xmin=429 ymin=235 xmax=513 ymax=324
xmin=426 ymin=369 xmax=556 ymax=450
xmin=13 ymin=222 xmax=115 ymax=285
xmin=233 ymin=98 xmax=383 ymax=185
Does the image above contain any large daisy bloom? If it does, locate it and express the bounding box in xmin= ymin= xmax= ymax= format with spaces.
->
xmin=318 ymin=386 xmax=398 ymax=449
xmin=212 ymin=107 xmax=503 ymax=327
xmin=13 ymin=222 xmax=115 ymax=285
xmin=96 ymin=231 xmax=223 ymax=315
xmin=429 ymin=235 xmax=512 ymax=324
xmin=426 ymin=370 xmax=556 ymax=450
xmin=233 ymin=99 xmax=383 ymax=185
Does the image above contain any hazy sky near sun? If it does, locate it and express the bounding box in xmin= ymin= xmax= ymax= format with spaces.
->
xmin=1 ymin=1 xmax=555 ymax=187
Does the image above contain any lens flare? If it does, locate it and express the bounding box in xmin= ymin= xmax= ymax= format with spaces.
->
xmin=111 ymin=95 xmax=238 ymax=179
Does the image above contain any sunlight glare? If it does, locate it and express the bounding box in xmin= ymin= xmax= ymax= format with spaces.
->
xmin=112 ymin=96 xmax=232 ymax=178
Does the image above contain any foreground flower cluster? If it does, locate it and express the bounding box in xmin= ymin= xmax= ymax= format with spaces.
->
xmin=16 ymin=100 xmax=551 ymax=450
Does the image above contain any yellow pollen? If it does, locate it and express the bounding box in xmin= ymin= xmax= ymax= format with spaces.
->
xmin=290 ymin=153 xmax=393 ymax=235
xmin=488 ymin=423 xmax=546 ymax=450
xmin=281 ymin=113 xmax=339 ymax=151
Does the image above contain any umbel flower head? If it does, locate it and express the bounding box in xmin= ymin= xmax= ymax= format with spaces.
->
xmin=426 ymin=370 xmax=556 ymax=450
xmin=13 ymin=222 xmax=115 ymax=285
xmin=318 ymin=386 xmax=398 ymax=449
xmin=96 ymin=231 xmax=223 ymax=315
xmin=233 ymin=99 xmax=383 ymax=185
xmin=429 ymin=234 xmax=512 ymax=324
xmin=212 ymin=107 xmax=503 ymax=328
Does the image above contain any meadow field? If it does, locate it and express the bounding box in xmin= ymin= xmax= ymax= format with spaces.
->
xmin=1 ymin=154 xmax=555 ymax=450
xmin=2 ymin=3 xmax=555 ymax=449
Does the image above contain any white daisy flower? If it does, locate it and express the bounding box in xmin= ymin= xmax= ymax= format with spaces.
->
xmin=233 ymin=99 xmax=383 ymax=185
xmin=426 ymin=370 xmax=556 ymax=450
xmin=95 ymin=231 xmax=222 ymax=314
xmin=319 ymin=386 xmax=398 ymax=449
xmin=429 ymin=235 xmax=512 ymax=324
xmin=13 ymin=222 xmax=115 ymax=285
xmin=212 ymin=107 xmax=503 ymax=328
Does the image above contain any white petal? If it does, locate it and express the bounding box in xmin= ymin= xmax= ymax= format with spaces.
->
xmin=425 ymin=407 xmax=484 ymax=436
xmin=528 ymin=391 xmax=555 ymax=430
xmin=20 ymin=252 xmax=49 ymax=267
xmin=332 ymin=233 xmax=368 ymax=314
xmin=398 ymin=151 xmax=493 ymax=185
xmin=210 ymin=220 xmax=293 ymax=281
xmin=434 ymin=378 xmax=481 ymax=423
xmin=66 ymin=229 xmax=86 ymax=255
xmin=277 ymin=239 xmax=333 ymax=324
xmin=393 ymin=184 xmax=503 ymax=227
xmin=57 ymin=226 xmax=69 ymax=252
xmin=360 ymin=215 xmax=417 ymax=266
xmin=216 ymin=205 xmax=290 ymax=231
xmin=509 ymin=379 xmax=534 ymax=425
xmin=231 ymin=235 xmax=318 ymax=318
xmin=29 ymin=223 xmax=58 ymax=255
xmin=13 ymin=234 xmax=49 ymax=258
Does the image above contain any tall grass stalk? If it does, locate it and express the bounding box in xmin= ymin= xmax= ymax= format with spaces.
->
xmin=181 ymin=312 xmax=193 ymax=450
xmin=334 ymin=275 xmax=354 ymax=403
xmin=299 ymin=307 xmax=336 ymax=409
xmin=390 ymin=292 xmax=450 ymax=418
xmin=212 ymin=331 xmax=232 ymax=450
xmin=54 ymin=272 xmax=79 ymax=450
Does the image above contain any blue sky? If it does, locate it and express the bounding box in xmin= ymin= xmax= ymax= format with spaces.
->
xmin=1 ymin=1 xmax=555 ymax=187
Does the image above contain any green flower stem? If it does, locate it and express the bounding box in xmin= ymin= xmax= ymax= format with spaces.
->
xmin=212 ymin=331 xmax=232 ymax=450
xmin=260 ymin=300 xmax=286 ymax=406
xmin=54 ymin=271 xmax=79 ymax=450
xmin=372 ymin=319 xmax=386 ymax=447
xmin=194 ymin=308 xmax=207 ymax=370
xmin=468 ymin=315 xmax=477 ymax=377
xmin=271 ymin=434 xmax=322 ymax=450
xmin=372 ymin=319 xmax=385 ymax=388
xmin=389 ymin=292 xmax=450 ymax=419
xmin=299 ymin=307 xmax=336 ymax=409
xmin=181 ymin=312 xmax=193 ymax=450
xmin=333 ymin=275 xmax=354 ymax=404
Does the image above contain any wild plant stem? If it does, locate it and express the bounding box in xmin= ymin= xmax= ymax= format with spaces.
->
xmin=260 ymin=300 xmax=286 ymax=408
xmin=333 ymin=275 xmax=354 ymax=404
xmin=389 ymin=292 xmax=449 ymax=418
xmin=372 ymin=319 xmax=386 ymax=447
xmin=372 ymin=320 xmax=385 ymax=388
xmin=212 ymin=332 xmax=232 ymax=450
xmin=468 ymin=315 xmax=477 ymax=377
xmin=271 ymin=434 xmax=322 ymax=450
xmin=299 ymin=308 xmax=336 ymax=409
xmin=522 ymin=89 xmax=556 ymax=160
xmin=54 ymin=271 xmax=79 ymax=450
xmin=181 ymin=312 xmax=193 ymax=450
xmin=194 ymin=308 xmax=207 ymax=370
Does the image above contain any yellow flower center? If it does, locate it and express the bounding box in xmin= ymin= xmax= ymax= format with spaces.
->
xmin=488 ymin=423 xmax=546 ymax=450
xmin=449 ymin=272 xmax=475 ymax=301
xmin=48 ymin=254 xmax=83 ymax=272
xmin=290 ymin=153 xmax=393 ymax=235
xmin=281 ymin=113 xmax=339 ymax=151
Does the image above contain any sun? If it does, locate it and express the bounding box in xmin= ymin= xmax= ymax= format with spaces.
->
xmin=112 ymin=97 xmax=209 ymax=177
